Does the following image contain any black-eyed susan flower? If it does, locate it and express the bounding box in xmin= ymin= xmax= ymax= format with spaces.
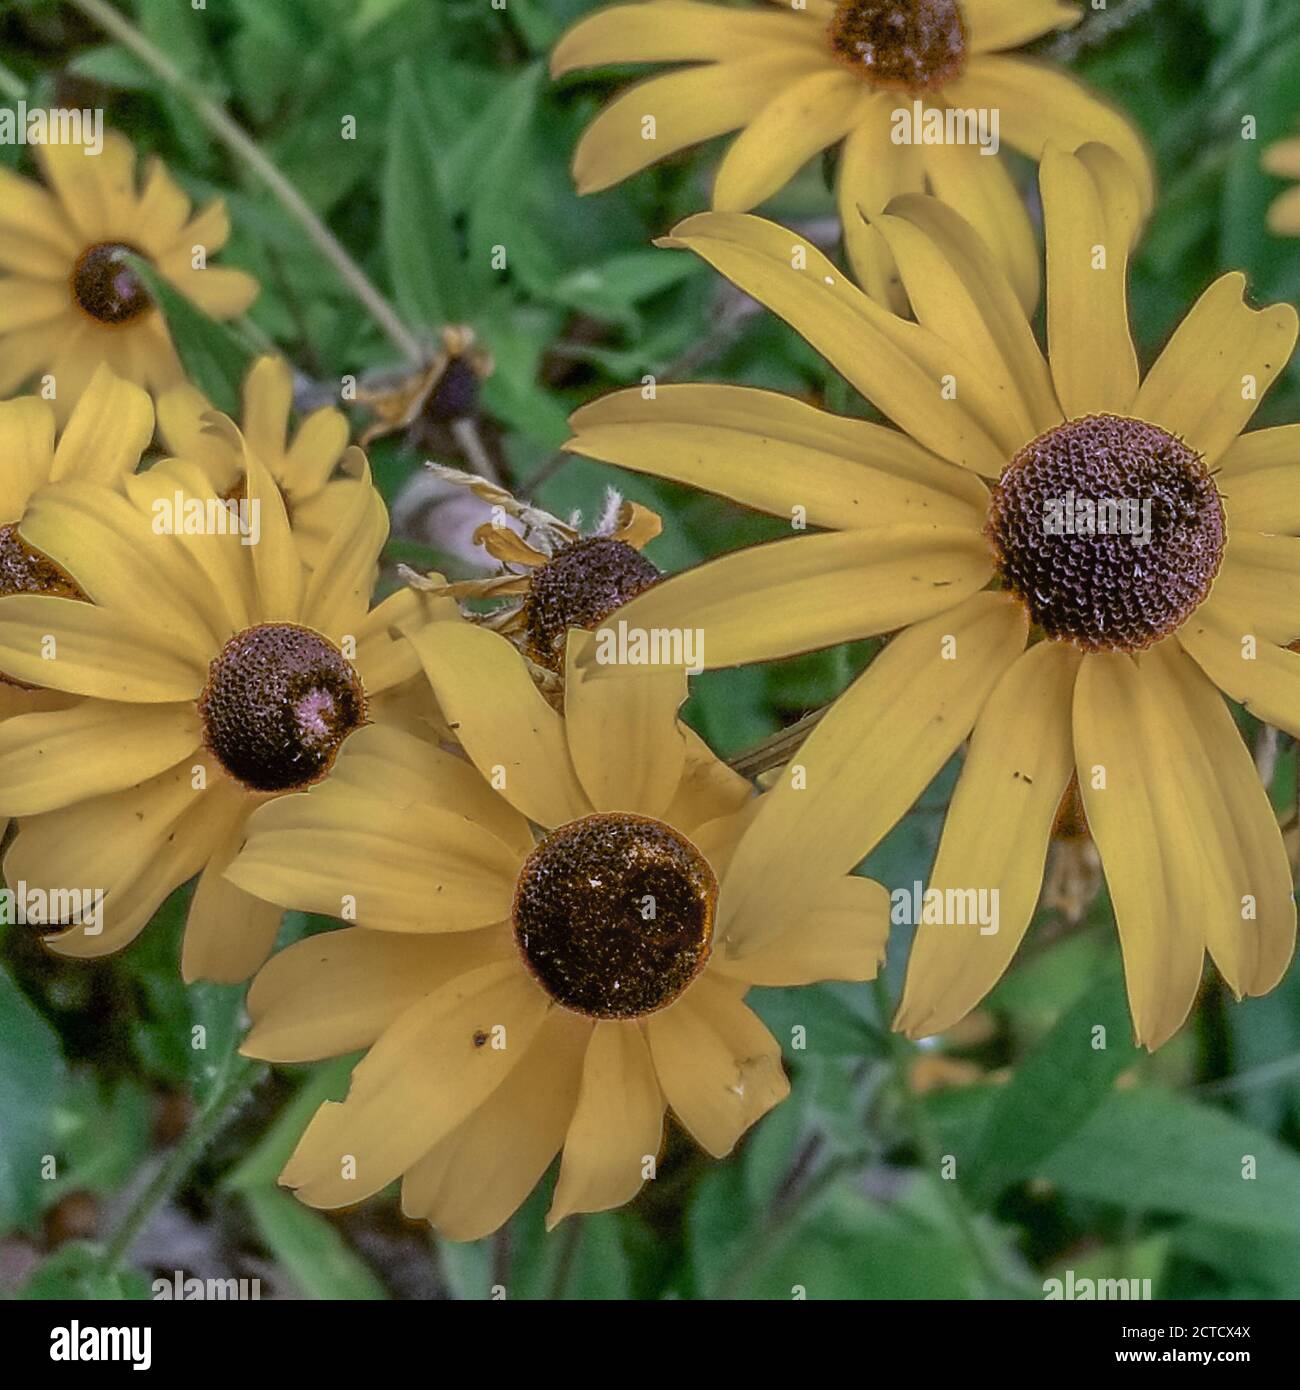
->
xmin=565 ymin=141 xmax=1300 ymax=1050
xmin=406 ymin=464 xmax=663 ymax=688
xmin=157 ymin=356 xmax=360 ymax=567
xmin=0 ymin=130 xmax=257 ymax=416
xmin=0 ymin=364 xmax=154 ymax=847
xmin=226 ymin=626 xmax=888 ymax=1238
xmin=553 ymin=0 xmax=1152 ymax=310
xmin=0 ymin=437 xmax=444 ymax=982
xmin=1262 ymin=137 xmax=1300 ymax=236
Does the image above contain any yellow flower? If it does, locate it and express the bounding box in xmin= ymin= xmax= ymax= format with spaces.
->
xmin=1262 ymin=137 xmax=1300 ymax=236
xmin=0 ymin=438 xmax=441 ymax=982
xmin=228 ymin=625 xmax=889 ymax=1238
xmin=0 ymin=364 xmax=155 ymax=845
xmin=412 ymin=465 xmax=665 ymax=685
xmin=157 ymin=356 xmax=359 ymax=567
xmin=0 ymin=130 xmax=258 ymax=418
xmin=553 ymin=0 xmax=1152 ymax=310
xmin=565 ymin=142 xmax=1300 ymax=1051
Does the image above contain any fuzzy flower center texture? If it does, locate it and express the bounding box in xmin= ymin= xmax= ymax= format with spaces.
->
xmin=70 ymin=242 xmax=153 ymax=326
xmin=986 ymin=414 xmax=1226 ymax=652
xmin=198 ymin=623 xmax=367 ymax=793
xmin=523 ymin=537 xmax=660 ymax=673
xmin=512 ymin=812 xmax=717 ymax=1020
xmin=827 ymin=0 xmax=967 ymax=93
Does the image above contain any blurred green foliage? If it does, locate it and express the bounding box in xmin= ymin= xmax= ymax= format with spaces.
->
xmin=0 ymin=0 xmax=1298 ymax=1300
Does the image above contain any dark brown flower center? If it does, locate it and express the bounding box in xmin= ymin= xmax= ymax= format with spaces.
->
xmin=198 ymin=623 xmax=366 ymax=792
xmin=513 ymin=813 xmax=716 ymax=1020
xmin=70 ymin=242 xmax=152 ymax=326
xmin=827 ymin=0 xmax=967 ymax=92
xmin=0 ymin=524 xmax=87 ymax=688
xmin=987 ymin=415 xmax=1226 ymax=652
xmin=523 ymin=537 xmax=660 ymax=673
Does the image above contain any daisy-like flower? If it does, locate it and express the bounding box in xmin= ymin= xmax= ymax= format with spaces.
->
xmin=553 ymin=0 xmax=1152 ymax=310
xmin=565 ymin=141 xmax=1300 ymax=1050
xmin=0 ymin=364 xmax=154 ymax=844
xmin=227 ymin=625 xmax=889 ymax=1238
xmin=1262 ymin=137 xmax=1300 ymax=236
xmin=408 ymin=465 xmax=664 ymax=687
xmin=0 ymin=130 xmax=257 ymax=417
xmin=157 ymin=356 xmax=360 ymax=567
xmin=0 ymin=438 xmax=444 ymax=982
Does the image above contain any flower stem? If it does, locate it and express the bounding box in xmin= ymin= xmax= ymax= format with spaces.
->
xmin=872 ymin=979 xmax=1032 ymax=1298
xmin=98 ymin=1057 xmax=261 ymax=1275
xmin=66 ymin=0 xmax=424 ymax=366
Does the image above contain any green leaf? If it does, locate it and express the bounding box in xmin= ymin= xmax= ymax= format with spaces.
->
xmin=126 ymin=255 xmax=250 ymax=414
xmin=1042 ymin=1086 xmax=1300 ymax=1235
xmin=17 ymin=1243 xmax=152 ymax=1301
xmin=185 ymin=981 xmax=247 ymax=1108
xmin=0 ymin=967 xmax=68 ymax=1232
xmin=966 ymin=968 xmax=1140 ymax=1202
xmin=244 ymin=1187 xmax=387 ymax=1299
xmin=382 ymin=60 xmax=465 ymax=328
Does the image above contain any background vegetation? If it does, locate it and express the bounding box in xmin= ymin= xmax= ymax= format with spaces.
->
xmin=1 ymin=0 xmax=1299 ymax=1300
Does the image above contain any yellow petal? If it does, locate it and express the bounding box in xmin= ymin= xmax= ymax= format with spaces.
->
xmin=1178 ymin=597 xmax=1300 ymax=741
xmin=837 ymin=93 xmax=923 ymax=311
xmin=281 ymin=962 xmax=550 ymax=1208
xmin=552 ymin=1 xmax=821 ymax=74
xmin=18 ymin=482 xmax=216 ymax=668
xmin=1072 ymin=651 xmax=1204 ymax=1049
xmin=571 ymin=53 xmax=826 ymax=195
xmin=646 ymin=975 xmax=788 ymax=1158
xmin=920 ymin=136 xmax=1040 ymax=313
xmin=1140 ymin=640 xmax=1294 ymax=1000
xmin=894 ymin=640 xmax=1081 ymax=1038
xmin=182 ymin=814 xmax=284 ymax=985
xmin=714 ymin=873 xmax=889 ymax=986
xmin=659 ymin=725 xmax=754 ymax=834
xmin=0 ymin=594 xmax=202 ymax=700
xmin=300 ymin=450 xmax=388 ymax=637
xmin=1041 ymin=142 xmax=1141 ymax=418
xmin=660 ymin=211 xmax=1011 ymax=474
xmin=0 ymin=396 xmax=55 ymax=521
xmin=717 ymin=591 xmax=1029 ymax=954
xmin=1218 ymin=426 xmax=1300 ymax=535
xmin=964 ymin=0 xmax=1082 ymax=52
xmin=240 ymin=355 xmax=293 ymax=461
xmin=227 ymin=778 xmax=522 ymax=933
xmin=1134 ymin=273 xmax=1298 ymax=465
xmin=244 ymin=925 xmax=515 ymax=1063
xmin=567 ymin=383 xmax=990 ymax=531
xmin=50 ymin=363 xmax=154 ymax=486
xmin=873 ymin=191 xmax=1059 ymax=440
xmin=1210 ymin=534 xmax=1300 ymax=646
xmin=10 ymin=762 xmax=233 ymax=959
xmin=548 ymin=1020 xmax=664 ymax=1228
xmin=564 ymin=630 xmax=687 ymax=819
xmin=0 ymin=699 xmax=200 ymax=816
xmin=240 ymin=431 xmax=303 ymax=621
xmin=400 ymin=1007 xmax=591 ymax=1241
xmin=577 ymin=525 xmax=994 ymax=670
xmin=713 ymin=69 xmax=864 ymax=211
xmin=407 ymin=621 xmax=590 ymax=828
xmin=948 ymin=55 xmax=1154 ymax=215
